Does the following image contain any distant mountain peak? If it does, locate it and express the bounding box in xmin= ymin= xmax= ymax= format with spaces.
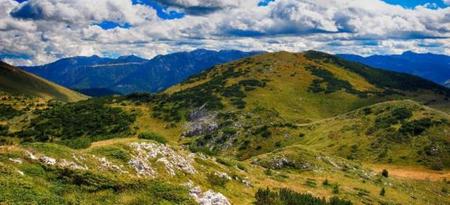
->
xmin=117 ymin=55 xmax=147 ymax=62
xmin=338 ymin=51 xmax=450 ymax=85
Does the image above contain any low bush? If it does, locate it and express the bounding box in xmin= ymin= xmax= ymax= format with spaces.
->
xmin=399 ymin=118 xmax=437 ymax=136
xmin=381 ymin=169 xmax=389 ymax=178
xmin=17 ymin=100 xmax=135 ymax=149
xmin=207 ymin=172 xmax=229 ymax=187
xmin=0 ymin=104 xmax=23 ymax=120
xmin=255 ymin=188 xmax=352 ymax=205
xmin=0 ymin=125 xmax=8 ymax=136
xmin=138 ymin=132 xmax=167 ymax=144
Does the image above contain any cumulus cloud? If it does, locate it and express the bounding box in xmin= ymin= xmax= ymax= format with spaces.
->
xmin=10 ymin=0 xmax=158 ymax=25
xmin=0 ymin=0 xmax=449 ymax=65
xmin=154 ymin=0 xmax=253 ymax=15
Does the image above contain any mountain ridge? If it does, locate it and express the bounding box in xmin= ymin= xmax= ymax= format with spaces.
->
xmin=338 ymin=51 xmax=450 ymax=85
xmin=21 ymin=49 xmax=263 ymax=95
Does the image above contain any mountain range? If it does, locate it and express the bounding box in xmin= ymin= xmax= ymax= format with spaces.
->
xmin=19 ymin=50 xmax=450 ymax=97
xmin=22 ymin=49 xmax=261 ymax=96
xmin=338 ymin=51 xmax=450 ymax=86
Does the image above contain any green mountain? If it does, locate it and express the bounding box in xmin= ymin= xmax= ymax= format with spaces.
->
xmin=0 ymin=61 xmax=87 ymax=102
xmin=0 ymin=51 xmax=449 ymax=205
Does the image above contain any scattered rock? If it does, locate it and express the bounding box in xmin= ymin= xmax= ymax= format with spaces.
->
xmin=26 ymin=151 xmax=88 ymax=171
xmin=8 ymin=158 xmax=22 ymax=164
xmin=39 ymin=156 xmax=57 ymax=166
xmin=188 ymin=184 xmax=231 ymax=205
xmin=198 ymin=190 xmax=231 ymax=205
xmin=241 ymin=178 xmax=252 ymax=187
xmin=58 ymin=159 xmax=88 ymax=170
xmin=25 ymin=151 xmax=37 ymax=160
xmin=98 ymin=157 xmax=126 ymax=173
xmin=16 ymin=170 xmax=24 ymax=176
xmin=129 ymin=157 xmax=155 ymax=177
xmin=214 ymin=171 xmax=232 ymax=181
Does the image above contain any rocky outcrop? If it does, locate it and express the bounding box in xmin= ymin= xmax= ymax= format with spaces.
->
xmin=187 ymin=183 xmax=231 ymax=205
xmin=129 ymin=142 xmax=196 ymax=177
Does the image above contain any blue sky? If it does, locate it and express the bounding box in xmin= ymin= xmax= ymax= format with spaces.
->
xmin=383 ymin=0 xmax=448 ymax=8
xmin=1 ymin=0 xmax=449 ymax=65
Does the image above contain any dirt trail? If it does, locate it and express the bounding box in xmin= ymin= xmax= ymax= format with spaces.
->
xmin=370 ymin=164 xmax=450 ymax=181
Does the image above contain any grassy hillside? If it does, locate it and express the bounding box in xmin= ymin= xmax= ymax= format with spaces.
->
xmin=143 ymin=51 xmax=449 ymax=163
xmin=0 ymin=139 xmax=448 ymax=204
xmin=161 ymin=51 xmax=449 ymax=123
xmin=0 ymin=51 xmax=449 ymax=204
xmin=0 ymin=61 xmax=87 ymax=102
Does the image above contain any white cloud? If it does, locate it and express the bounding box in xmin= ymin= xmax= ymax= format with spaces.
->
xmin=0 ymin=0 xmax=449 ymax=65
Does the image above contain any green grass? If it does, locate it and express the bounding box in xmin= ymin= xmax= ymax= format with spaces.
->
xmin=1 ymin=51 xmax=449 ymax=205
xmin=138 ymin=132 xmax=167 ymax=144
xmin=0 ymin=61 xmax=87 ymax=102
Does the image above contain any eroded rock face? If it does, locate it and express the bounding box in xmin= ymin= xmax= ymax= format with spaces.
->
xmin=129 ymin=142 xmax=196 ymax=177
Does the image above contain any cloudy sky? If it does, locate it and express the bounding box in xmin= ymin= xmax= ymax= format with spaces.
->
xmin=0 ymin=0 xmax=449 ymax=65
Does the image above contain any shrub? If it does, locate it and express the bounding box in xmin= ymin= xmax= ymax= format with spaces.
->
xmin=138 ymin=132 xmax=167 ymax=144
xmin=381 ymin=169 xmax=389 ymax=178
xmin=96 ymin=147 xmax=131 ymax=162
xmin=237 ymin=163 xmax=247 ymax=171
xmin=207 ymin=172 xmax=229 ymax=187
xmin=216 ymin=157 xmax=233 ymax=167
xmin=391 ymin=107 xmax=412 ymax=121
xmin=144 ymin=181 xmax=196 ymax=204
xmin=18 ymin=100 xmax=135 ymax=148
xmin=332 ymin=184 xmax=340 ymax=194
xmin=399 ymin=118 xmax=437 ymax=136
xmin=0 ymin=104 xmax=23 ymax=120
xmin=0 ymin=125 xmax=8 ymax=136
xmin=305 ymin=178 xmax=317 ymax=188
xmin=61 ymin=137 xmax=92 ymax=149
xmin=255 ymin=188 xmax=352 ymax=205
xmin=380 ymin=187 xmax=386 ymax=196
xmin=254 ymin=125 xmax=272 ymax=138
xmin=306 ymin=66 xmax=364 ymax=97
xmin=322 ymin=179 xmax=330 ymax=186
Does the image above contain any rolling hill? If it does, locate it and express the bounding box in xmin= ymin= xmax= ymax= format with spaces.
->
xmin=146 ymin=50 xmax=449 ymax=163
xmin=338 ymin=51 xmax=450 ymax=85
xmin=0 ymin=61 xmax=87 ymax=102
xmin=0 ymin=51 xmax=449 ymax=205
xmin=22 ymin=49 xmax=261 ymax=95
